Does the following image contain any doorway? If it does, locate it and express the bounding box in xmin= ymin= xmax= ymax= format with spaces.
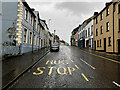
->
xmin=104 ymin=38 xmax=106 ymax=52
xmin=118 ymin=39 xmax=120 ymax=54
xmin=94 ymin=41 xmax=96 ymax=50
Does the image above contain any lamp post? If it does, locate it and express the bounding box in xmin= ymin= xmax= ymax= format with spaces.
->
xmin=48 ymin=19 xmax=51 ymax=30
xmin=54 ymin=30 xmax=56 ymax=43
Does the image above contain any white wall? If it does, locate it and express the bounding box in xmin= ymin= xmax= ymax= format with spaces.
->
xmin=85 ymin=19 xmax=94 ymax=48
xmin=0 ymin=1 xmax=2 ymax=56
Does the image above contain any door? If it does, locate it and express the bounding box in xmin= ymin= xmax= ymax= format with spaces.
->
xmin=94 ymin=41 xmax=96 ymax=50
xmin=118 ymin=39 xmax=120 ymax=54
xmin=104 ymin=38 xmax=106 ymax=52
xmin=78 ymin=40 xmax=80 ymax=47
xmin=41 ymin=40 xmax=43 ymax=48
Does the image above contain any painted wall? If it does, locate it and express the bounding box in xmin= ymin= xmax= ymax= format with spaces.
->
xmin=85 ymin=19 xmax=94 ymax=49
xmin=94 ymin=3 xmax=114 ymax=52
xmin=2 ymin=2 xmax=18 ymax=43
xmin=0 ymin=1 xmax=2 ymax=56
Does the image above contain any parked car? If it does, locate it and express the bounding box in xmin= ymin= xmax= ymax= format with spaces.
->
xmin=50 ymin=42 xmax=59 ymax=52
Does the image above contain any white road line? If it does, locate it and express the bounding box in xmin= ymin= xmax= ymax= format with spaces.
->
xmin=80 ymin=58 xmax=95 ymax=70
xmin=113 ymin=81 xmax=120 ymax=87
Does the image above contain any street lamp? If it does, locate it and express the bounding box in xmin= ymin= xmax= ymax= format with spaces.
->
xmin=48 ymin=19 xmax=51 ymax=30
xmin=54 ymin=30 xmax=56 ymax=43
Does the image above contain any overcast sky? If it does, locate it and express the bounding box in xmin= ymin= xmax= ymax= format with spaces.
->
xmin=26 ymin=0 xmax=111 ymax=44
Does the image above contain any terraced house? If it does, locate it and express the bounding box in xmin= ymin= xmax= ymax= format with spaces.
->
xmin=1 ymin=0 xmax=50 ymax=56
xmin=94 ymin=1 xmax=120 ymax=54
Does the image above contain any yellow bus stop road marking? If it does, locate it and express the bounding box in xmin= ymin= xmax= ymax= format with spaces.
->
xmin=80 ymin=50 xmax=120 ymax=64
xmin=46 ymin=60 xmax=49 ymax=65
xmin=71 ymin=60 xmax=74 ymax=62
xmin=81 ymin=73 xmax=89 ymax=82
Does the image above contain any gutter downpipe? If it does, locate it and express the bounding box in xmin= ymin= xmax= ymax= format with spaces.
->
xmin=113 ymin=3 xmax=115 ymax=54
xmin=32 ymin=19 xmax=35 ymax=53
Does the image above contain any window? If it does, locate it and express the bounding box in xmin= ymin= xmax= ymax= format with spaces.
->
xmin=30 ymin=14 xmax=33 ymax=25
xmin=100 ymin=13 xmax=103 ymax=20
xmin=34 ymin=35 xmax=36 ymax=45
xmin=97 ymin=40 xmax=99 ymax=47
xmin=88 ymin=28 xmax=90 ymax=37
xmin=80 ymin=33 xmax=81 ymax=39
xmin=106 ymin=22 xmax=109 ymax=32
xmin=119 ymin=19 xmax=120 ymax=32
xmin=96 ymin=29 xmax=98 ymax=36
xmin=34 ymin=20 xmax=36 ymax=30
xmin=106 ymin=7 xmax=109 ymax=16
xmin=96 ymin=17 xmax=98 ymax=24
xmin=100 ymin=39 xmax=101 ymax=47
xmin=91 ymin=25 xmax=93 ymax=35
xmin=37 ymin=24 xmax=39 ymax=32
xmin=108 ymin=37 xmax=111 ymax=46
xmin=25 ymin=9 xmax=28 ymax=21
xmin=29 ymin=32 xmax=32 ymax=44
xmin=101 ymin=26 xmax=103 ymax=34
xmin=118 ymin=4 xmax=120 ymax=14
xmin=37 ymin=37 xmax=39 ymax=46
xmin=23 ymin=28 xmax=27 ymax=43
xmin=86 ymin=30 xmax=87 ymax=38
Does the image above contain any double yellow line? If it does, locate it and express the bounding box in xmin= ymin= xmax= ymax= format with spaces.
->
xmin=80 ymin=50 xmax=120 ymax=64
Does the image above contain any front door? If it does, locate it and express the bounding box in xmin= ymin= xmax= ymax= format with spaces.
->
xmin=118 ymin=39 xmax=120 ymax=54
xmin=41 ymin=40 xmax=43 ymax=48
xmin=94 ymin=41 xmax=96 ymax=50
xmin=104 ymin=38 xmax=106 ymax=52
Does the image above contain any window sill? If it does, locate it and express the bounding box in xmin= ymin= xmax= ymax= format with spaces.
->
xmin=106 ymin=14 xmax=109 ymax=17
xmin=23 ymin=42 xmax=27 ymax=44
xmin=108 ymin=45 xmax=111 ymax=47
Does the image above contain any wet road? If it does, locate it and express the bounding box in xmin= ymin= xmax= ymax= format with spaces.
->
xmin=9 ymin=45 xmax=120 ymax=88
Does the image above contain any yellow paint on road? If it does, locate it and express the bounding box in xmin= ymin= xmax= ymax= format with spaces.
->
xmin=80 ymin=50 xmax=120 ymax=64
xmin=48 ymin=67 xmax=56 ymax=75
xmin=58 ymin=60 xmax=61 ymax=64
xmin=33 ymin=67 xmax=45 ymax=75
xmin=81 ymin=73 xmax=89 ymax=82
xmin=75 ymin=65 xmax=79 ymax=69
xmin=54 ymin=60 xmax=56 ymax=64
xmin=46 ymin=60 xmax=49 ymax=65
xmin=51 ymin=60 xmax=53 ymax=64
xmin=57 ymin=67 xmax=66 ymax=75
xmin=71 ymin=60 xmax=74 ymax=62
xmin=68 ymin=67 xmax=75 ymax=75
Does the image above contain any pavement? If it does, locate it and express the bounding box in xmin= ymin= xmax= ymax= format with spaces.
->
xmin=80 ymin=48 xmax=120 ymax=62
xmin=2 ymin=47 xmax=49 ymax=89
xmin=5 ymin=45 xmax=120 ymax=89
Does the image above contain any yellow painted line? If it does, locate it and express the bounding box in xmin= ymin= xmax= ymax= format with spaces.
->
xmin=81 ymin=73 xmax=89 ymax=82
xmin=71 ymin=60 xmax=74 ymax=62
xmin=75 ymin=65 xmax=79 ymax=69
xmin=80 ymin=49 xmax=120 ymax=64
xmin=46 ymin=60 xmax=49 ymax=65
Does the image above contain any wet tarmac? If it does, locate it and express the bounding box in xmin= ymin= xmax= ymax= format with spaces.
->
xmin=2 ymin=48 xmax=49 ymax=89
xmin=7 ymin=45 xmax=120 ymax=88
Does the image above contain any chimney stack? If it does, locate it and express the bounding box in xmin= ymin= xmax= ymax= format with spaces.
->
xmin=94 ymin=12 xmax=98 ymax=16
xmin=31 ymin=8 xmax=35 ymax=11
xmin=106 ymin=2 xmax=111 ymax=7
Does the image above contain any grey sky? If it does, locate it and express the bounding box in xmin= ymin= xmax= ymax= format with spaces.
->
xmin=26 ymin=0 xmax=111 ymax=44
